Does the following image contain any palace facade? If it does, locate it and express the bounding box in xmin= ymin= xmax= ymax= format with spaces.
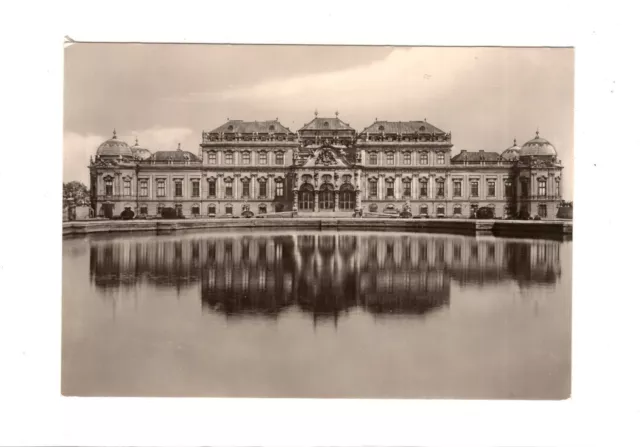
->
xmin=89 ymin=112 xmax=565 ymax=219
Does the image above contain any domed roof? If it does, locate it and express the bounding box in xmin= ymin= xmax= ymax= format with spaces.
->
xmin=520 ymin=131 xmax=557 ymax=157
xmin=96 ymin=129 xmax=133 ymax=158
xmin=150 ymin=143 xmax=200 ymax=162
xmin=131 ymin=137 xmax=153 ymax=160
xmin=501 ymin=138 xmax=521 ymax=161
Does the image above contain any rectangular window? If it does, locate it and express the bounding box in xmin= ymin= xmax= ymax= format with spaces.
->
xmin=369 ymin=152 xmax=378 ymax=165
xmin=403 ymin=181 xmax=411 ymax=197
xmin=259 ymin=181 xmax=267 ymax=197
xmin=191 ymin=180 xmax=200 ymax=198
xmin=242 ymin=152 xmax=250 ymax=165
xmin=538 ymin=180 xmax=547 ymax=196
xmin=105 ymin=179 xmax=113 ymax=196
xmin=521 ymin=180 xmax=529 ymax=197
xmin=505 ymin=181 xmax=513 ymax=198
xmin=437 ymin=153 xmax=445 ymax=165
xmin=140 ymin=180 xmax=148 ymax=197
xmin=225 ymin=183 xmax=233 ymax=198
xmin=403 ymin=152 xmax=411 ymax=165
xmin=157 ymin=180 xmax=166 ymax=197
xmin=419 ymin=181 xmax=428 ymax=197
xmin=437 ymin=181 xmax=445 ymax=197
xmin=470 ymin=181 xmax=479 ymax=197
xmin=275 ymin=152 xmax=284 ymax=165
xmin=488 ymin=180 xmax=496 ymax=197
xmin=174 ymin=181 xmax=183 ymax=197
xmin=275 ymin=181 xmax=284 ymax=197
xmin=140 ymin=206 xmax=148 ymax=215
xmin=123 ymin=180 xmax=131 ymax=196
xmin=259 ymin=152 xmax=267 ymax=165
xmin=539 ymin=204 xmax=547 ymax=217
xmin=369 ymin=180 xmax=378 ymax=198
xmin=208 ymin=152 xmax=217 ymax=164
xmin=386 ymin=181 xmax=394 ymax=198
xmin=386 ymin=153 xmax=394 ymax=165
xmin=208 ymin=180 xmax=216 ymax=197
xmin=242 ymin=181 xmax=250 ymax=198
xmin=453 ymin=181 xmax=462 ymax=197
xmin=225 ymin=152 xmax=233 ymax=164
xmin=420 ymin=152 xmax=428 ymax=165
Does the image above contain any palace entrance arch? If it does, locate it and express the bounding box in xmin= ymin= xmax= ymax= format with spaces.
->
xmin=339 ymin=183 xmax=355 ymax=210
xmin=299 ymin=183 xmax=314 ymax=210
xmin=319 ymin=184 xmax=335 ymax=210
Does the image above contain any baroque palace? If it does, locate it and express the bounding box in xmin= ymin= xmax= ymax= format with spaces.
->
xmin=89 ymin=112 xmax=565 ymax=219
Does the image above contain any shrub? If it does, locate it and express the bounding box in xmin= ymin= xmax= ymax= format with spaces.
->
xmin=161 ymin=207 xmax=178 ymax=219
xmin=517 ymin=209 xmax=530 ymax=220
xmin=399 ymin=210 xmax=412 ymax=218
xmin=534 ymin=215 xmax=542 ymax=221
xmin=120 ymin=208 xmax=135 ymax=220
xmin=476 ymin=207 xmax=494 ymax=219
xmin=241 ymin=210 xmax=255 ymax=218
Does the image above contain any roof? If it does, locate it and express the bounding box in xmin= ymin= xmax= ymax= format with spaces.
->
xmin=361 ymin=120 xmax=445 ymax=134
xmin=451 ymin=150 xmax=501 ymax=163
xmin=298 ymin=117 xmax=355 ymax=131
xmin=151 ymin=148 xmax=199 ymax=162
xmin=96 ymin=129 xmax=134 ymax=158
xmin=209 ymin=119 xmax=294 ymax=134
xmin=520 ymin=131 xmax=557 ymax=157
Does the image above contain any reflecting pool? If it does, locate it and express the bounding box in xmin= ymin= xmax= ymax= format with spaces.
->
xmin=62 ymin=230 xmax=571 ymax=398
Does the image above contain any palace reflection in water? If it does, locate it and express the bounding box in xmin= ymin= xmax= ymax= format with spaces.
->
xmin=89 ymin=232 xmax=561 ymax=322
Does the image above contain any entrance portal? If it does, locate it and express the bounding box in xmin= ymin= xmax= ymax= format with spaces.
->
xmin=299 ymin=184 xmax=314 ymax=210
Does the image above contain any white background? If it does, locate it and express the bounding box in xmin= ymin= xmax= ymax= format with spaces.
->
xmin=0 ymin=1 xmax=639 ymax=446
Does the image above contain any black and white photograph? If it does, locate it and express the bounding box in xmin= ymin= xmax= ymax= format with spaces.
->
xmin=61 ymin=44 xmax=573 ymax=399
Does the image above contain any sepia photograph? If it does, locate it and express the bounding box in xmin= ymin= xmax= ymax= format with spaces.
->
xmin=61 ymin=44 xmax=573 ymax=399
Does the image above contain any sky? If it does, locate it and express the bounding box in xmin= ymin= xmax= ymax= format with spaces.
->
xmin=64 ymin=44 xmax=574 ymax=198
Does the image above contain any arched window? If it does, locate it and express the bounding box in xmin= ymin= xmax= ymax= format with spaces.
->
xmin=419 ymin=125 xmax=426 ymax=131
xmin=403 ymin=152 xmax=411 ymax=165
xmin=241 ymin=151 xmax=250 ymax=165
xmin=275 ymin=151 xmax=284 ymax=165
xmin=339 ymin=183 xmax=355 ymax=210
xmin=402 ymin=178 xmax=412 ymax=197
xmin=319 ymin=183 xmax=335 ymax=210
xmin=268 ymin=125 xmax=275 ymax=131
xmin=258 ymin=151 xmax=267 ymax=165
xmin=104 ymin=176 xmax=113 ymax=196
xmin=385 ymin=178 xmax=395 ymax=198
xmin=369 ymin=151 xmax=378 ymax=165
xmin=299 ymin=183 xmax=314 ymax=210
xmin=378 ymin=125 xmax=385 ymax=131
xmin=368 ymin=178 xmax=378 ymax=198
xmin=323 ymin=121 xmax=329 ymax=128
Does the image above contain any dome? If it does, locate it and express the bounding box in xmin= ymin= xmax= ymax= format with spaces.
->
xmin=96 ymin=129 xmax=133 ymax=158
xmin=501 ymin=138 xmax=521 ymax=161
xmin=520 ymin=131 xmax=557 ymax=157
xmin=131 ymin=137 xmax=153 ymax=160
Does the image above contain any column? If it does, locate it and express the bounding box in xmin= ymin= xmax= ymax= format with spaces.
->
xmin=251 ymin=173 xmax=257 ymax=199
xmin=334 ymin=190 xmax=339 ymax=212
xmin=217 ymin=174 xmax=223 ymax=199
xmin=293 ymin=190 xmax=299 ymax=212
xmin=379 ymin=174 xmax=385 ymax=199
xmin=313 ymin=190 xmax=319 ymax=212
xmin=234 ymin=173 xmax=241 ymax=199
xmin=268 ymin=174 xmax=275 ymax=198
xmin=355 ymin=190 xmax=361 ymax=212
xmin=428 ymin=175 xmax=433 ymax=199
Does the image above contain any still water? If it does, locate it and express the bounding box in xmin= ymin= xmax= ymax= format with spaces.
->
xmin=62 ymin=230 xmax=571 ymax=399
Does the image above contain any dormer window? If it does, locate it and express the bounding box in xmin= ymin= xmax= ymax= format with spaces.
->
xmin=268 ymin=125 xmax=275 ymax=131
xmin=227 ymin=125 xmax=233 ymax=131
xmin=378 ymin=125 xmax=385 ymax=131
xmin=323 ymin=121 xmax=329 ymax=128
xmin=419 ymin=126 xmax=426 ymax=131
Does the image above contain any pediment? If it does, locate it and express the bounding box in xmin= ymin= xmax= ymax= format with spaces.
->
xmin=302 ymin=144 xmax=351 ymax=168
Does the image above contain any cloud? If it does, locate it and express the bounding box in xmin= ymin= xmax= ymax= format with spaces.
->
xmin=63 ymin=127 xmax=195 ymax=184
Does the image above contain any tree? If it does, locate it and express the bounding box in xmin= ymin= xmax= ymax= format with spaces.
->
xmin=63 ymin=181 xmax=90 ymax=208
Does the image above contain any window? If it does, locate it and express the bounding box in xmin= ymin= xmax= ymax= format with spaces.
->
xmin=386 ymin=179 xmax=395 ymax=198
xmin=437 ymin=205 xmax=445 ymax=216
xmin=157 ymin=180 xmax=166 ymax=197
xmin=420 ymin=152 xmax=428 ymax=165
xmin=259 ymin=180 xmax=267 ymax=197
xmin=505 ymin=180 xmax=513 ymax=198
xmin=157 ymin=204 xmax=164 ymax=215
xmin=242 ymin=180 xmax=250 ymax=198
xmin=538 ymin=179 xmax=547 ymax=196
xmin=191 ymin=205 xmax=200 ymax=216
xmin=104 ymin=178 xmax=113 ymax=196
xmin=275 ymin=180 xmax=284 ymax=197
xmin=538 ymin=204 xmax=547 ymax=218
xmin=259 ymin=151 xmax=267 ymax=165
xmin=403 ymin=152 xmax=411 ymax=165
xmin=191 ymin=179 xmax=200 ymax=198
xmin=520 ymin=180 xmax=529 ymax=197
xmin=488 ymin=180 xmax=496 ymax=197
xmin=322 ymin=174 xmax=332 ymax=184
xmin=140 ymin=205 xmax=148 ymax=215
xmin=386 ymin=152 xmax=394 ymax=165
xmin=242 ymin=152 xmax=250 ymax=165
xmin=419 ymin=205 xmax=428 ymax=215
xmin=208 ymin=180 xmax=216 ymax=197
xmin=369 ymin=152 xmax=378 ymax=165
xmin=225 ymin=152 xmax=233 ymax=164
xmin=174 ymin=180 xmax=183 ymax=197
xmin=225 ymin=179 xmax=233 ymax=198
xmin=369 ymin=179 xmax=378 ymax=198
xmin=403 ymin=179 xmax=411 ymax=197
xmin=436 ymin=180 xmax=445 ymax=197
xmin=437 ymin=152 xmax=445 ymax=165
xmin=225 ymin=204 xmax=233 ymax=215
xmin=470 ymin=180 xmax=479 ymax=197
xmin=419 ymin=180 xmax=428 ymax=197
xmin=259 ymin=204 xmax=267 ymax=214
xmin=123 ymin=179 xmax=131 ymax=196
xmin=454 ymin=205 xmax=462 ymax=215
xmin=208 ymin=151 xmax=217 ymax=164
xmin=140 ymin=180 xmax=148 ymax=197
xmin=275 ymin=152 xmax=284 ymax=165
xmin=453 ymin=181 xmax=462 ymax=197
xmin=208 ymin=205 xmax=216 ymax=215
xmin=378 ymin=125 xmax=385 ymax=131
